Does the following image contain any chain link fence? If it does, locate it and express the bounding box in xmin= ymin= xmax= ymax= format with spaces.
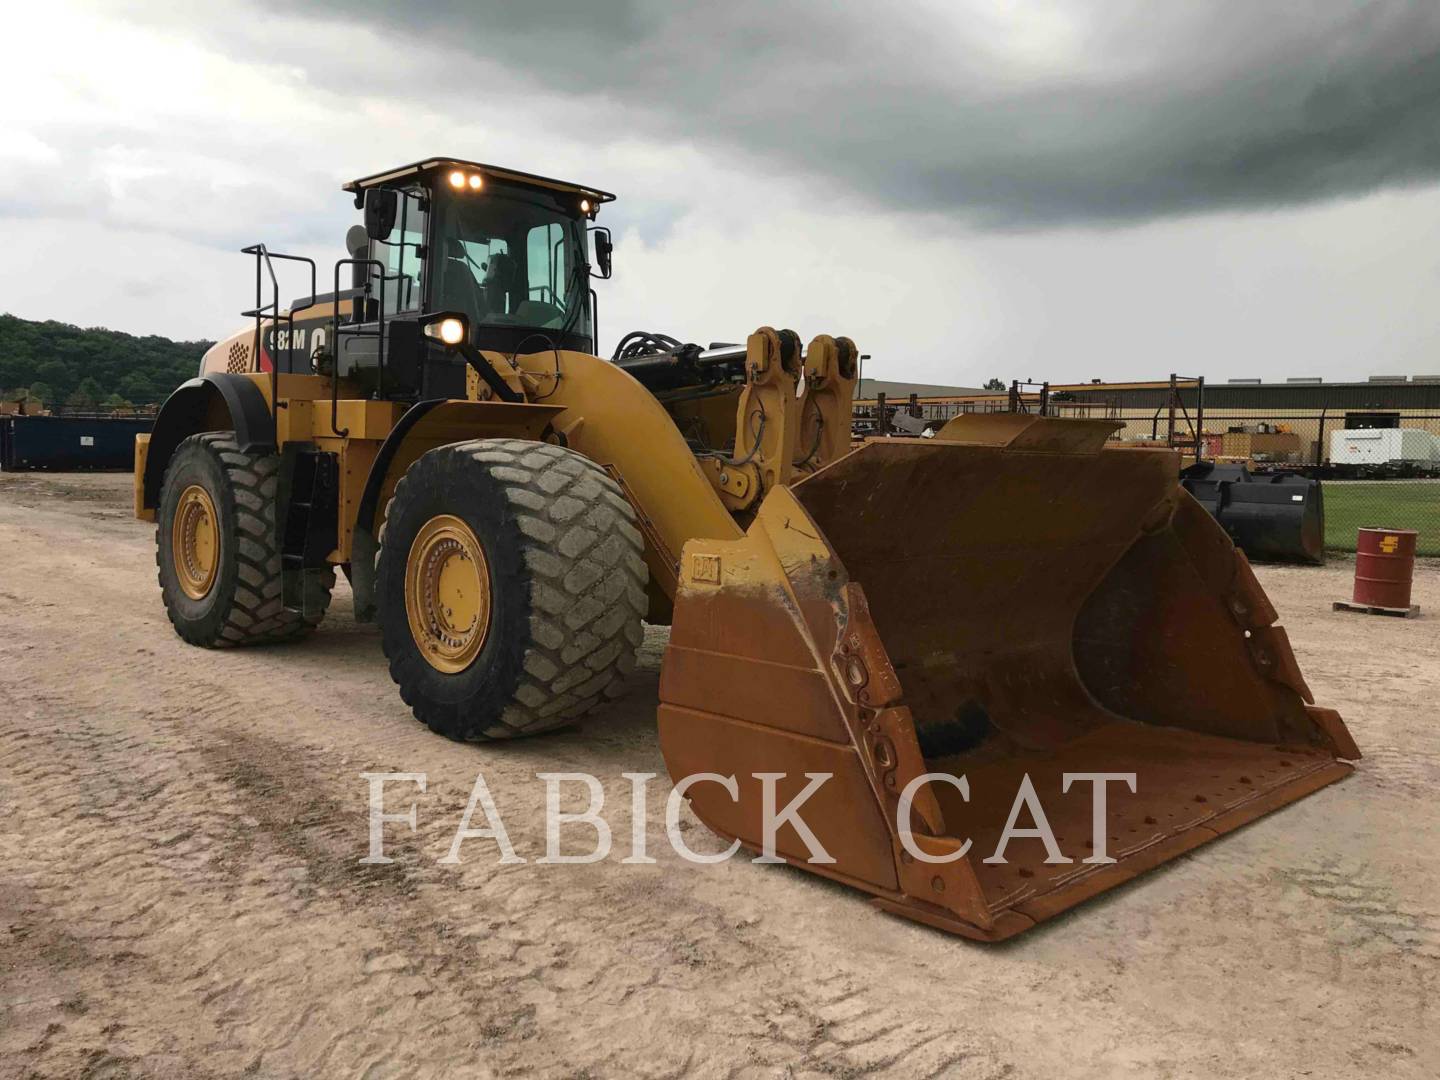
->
xmin=1172 ymin=407 xmax=1440 ymax=558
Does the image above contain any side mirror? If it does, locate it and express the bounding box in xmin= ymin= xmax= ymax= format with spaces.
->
xmin=590 ymin=226 xmax=613 ymax=280
xmin=364 ymin=188 xmax=398 ymax=240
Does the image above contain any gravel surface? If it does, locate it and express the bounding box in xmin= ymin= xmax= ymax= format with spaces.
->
xmin=1 ymin=471 xmax=1436 ymax=1079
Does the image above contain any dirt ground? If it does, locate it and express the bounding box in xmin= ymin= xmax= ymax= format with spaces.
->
xmin=1 ymin=471 xmax=1437 ymax=1080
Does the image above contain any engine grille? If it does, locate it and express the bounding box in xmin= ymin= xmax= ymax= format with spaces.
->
xmin=226 ymin=341 xmax=251 ymax=374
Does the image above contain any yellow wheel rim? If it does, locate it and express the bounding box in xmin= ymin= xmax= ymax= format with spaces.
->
xmin=172 ymin=484 xmax=220 ymax=600
xmin=405 ymin=514 xmax=492 ymax=674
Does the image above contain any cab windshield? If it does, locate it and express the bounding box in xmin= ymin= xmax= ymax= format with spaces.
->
xmin=431 ymin=181 xmax=592 ymax=344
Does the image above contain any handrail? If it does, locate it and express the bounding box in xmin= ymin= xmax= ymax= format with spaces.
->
xmin=241 ymin=244 xmax=318 ymax=449
xmin=329 ymin=258 xmax=387 ymax=438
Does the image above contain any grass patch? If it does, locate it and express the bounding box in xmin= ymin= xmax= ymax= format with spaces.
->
xmin=1324 ymin=482 xmax=1440 ymax=555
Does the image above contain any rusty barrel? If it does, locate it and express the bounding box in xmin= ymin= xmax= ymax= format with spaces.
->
xmin=1354 ymin=527 xmax=1418 ymax=609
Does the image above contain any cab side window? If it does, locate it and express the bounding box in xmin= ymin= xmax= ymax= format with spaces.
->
xmin=374 ymin=187 xmax=426 ymax=314
xmin=527 ymin=223 xmax=566 ymax=305
xmin=521 ymin=222 xmax=568 ymax=325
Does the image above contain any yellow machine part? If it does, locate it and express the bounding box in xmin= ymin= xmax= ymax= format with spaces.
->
xmin=133 ymin=433 xmax=153 ymax=521
xmin=658 ymin=414 xmax=1358 ymax=940
xmin=144 ymin=327 xmax=848 ymax=622
xmin=243 ymin=373 xmax=561 ymax=565
xmin=509 ymin=348 xmax=742 ymax=620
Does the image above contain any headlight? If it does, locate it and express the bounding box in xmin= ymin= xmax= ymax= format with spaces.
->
xmin=422 ymin=314 xmax=469 ymax=346
xmin=438 ymin=317 xmax=465 ymax=345
xmin=448 ymin=170 xmax=466 ymax=189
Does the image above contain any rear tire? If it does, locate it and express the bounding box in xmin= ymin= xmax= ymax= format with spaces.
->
xmin=377 ymin=438 xmax=648 ymax=740
xmin=156 ymin=433 xmax=333 ymax=646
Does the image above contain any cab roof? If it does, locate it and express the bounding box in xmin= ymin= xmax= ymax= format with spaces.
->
xmin=341 ymin=158 xmax=616 ymax=205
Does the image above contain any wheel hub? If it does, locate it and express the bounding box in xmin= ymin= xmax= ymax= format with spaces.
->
xmin=405 ymin=514 xmax=492 ymax=673
xmin=172 ymin=484 xmax=219 ymax=600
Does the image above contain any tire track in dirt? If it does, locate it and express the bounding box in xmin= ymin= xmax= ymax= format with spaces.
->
xmin=0 ymin=490 xmax=1011 ymax=1078
xmin=3 ymin=474 xmax=1438 ymax=1079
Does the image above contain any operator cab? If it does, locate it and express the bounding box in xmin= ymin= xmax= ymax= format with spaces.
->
xmin=249 ymin=159 xmax=613 ymax=405
xmin=247 ymin=160 xmax=613 ymax=408
xmin=343 ymin=158 xmax=614 ymax=359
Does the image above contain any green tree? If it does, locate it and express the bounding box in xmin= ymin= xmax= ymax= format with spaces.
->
xmin=27 ymin=382 xmax=53 ymax=407
xmin=119 ymin=372 xmax=156 ymax=403
xmin=0 ymin=355 xmax=36 ymax=390
xmin=983 ymin=377 xmax=1006 ymax=391
xmin=0 ymin=314 xmax=212 ymax=405
xmin=66 ymin=378 xmax=104 ymax=410
xmin=36 ymin=359 xmax=76 ymax=399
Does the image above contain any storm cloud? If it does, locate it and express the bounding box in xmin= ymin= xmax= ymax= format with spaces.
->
xmin=260 ymin=0 xmax=1440 ymax=227
xmin=6 ymin=0 xmax=1440 ymax=384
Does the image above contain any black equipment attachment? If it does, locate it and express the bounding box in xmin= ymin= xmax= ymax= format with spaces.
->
xmin=1181 ymin=462 xmax=1325 ymax=565
xmin=610 ymin=331 xmax=749 ymax=392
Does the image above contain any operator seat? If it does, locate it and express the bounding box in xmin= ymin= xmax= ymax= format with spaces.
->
xmin=480 ymin=252 xmax=518 ymax=319
xmin=438 ymin=238 xmax=487 ymax=321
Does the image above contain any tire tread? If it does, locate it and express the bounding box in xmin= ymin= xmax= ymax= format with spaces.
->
xmin=157 ymin=433 xmax=333 ymax=647
xmin=380 ymin=438 xmax=646 ymax=740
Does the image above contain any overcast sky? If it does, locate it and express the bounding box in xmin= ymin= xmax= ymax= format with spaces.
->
xmin=3 ymin=0 xmax=1439 ymax=385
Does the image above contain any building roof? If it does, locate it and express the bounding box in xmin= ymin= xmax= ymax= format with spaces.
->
xmin=855 ymin=375 xmax=1440 ymax=410
xmin=855 ymin=378 xmax=989 ymax=401
xmin=1056 ymin=379 xmax=1440 ymax=410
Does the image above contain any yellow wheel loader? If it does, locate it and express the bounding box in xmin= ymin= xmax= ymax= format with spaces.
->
xmin=135 ymin=157 xmax=1359 ymax=940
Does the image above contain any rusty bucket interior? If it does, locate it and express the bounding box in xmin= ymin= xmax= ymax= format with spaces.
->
xmin=660 ymin=414 xmax=1358 ymax=941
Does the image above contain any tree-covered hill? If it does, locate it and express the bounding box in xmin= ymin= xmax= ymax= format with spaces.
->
xmin=0 ymin=313 xmax=213 ymax=408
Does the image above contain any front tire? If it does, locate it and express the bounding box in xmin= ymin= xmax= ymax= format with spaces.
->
xmin=156 ymin=433 xmax=333 ymax=646
xmin=377 ymin=439 xmax=648 ymax=740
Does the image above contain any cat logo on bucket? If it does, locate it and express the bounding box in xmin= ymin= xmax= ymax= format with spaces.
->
xmin=1380 ymin=535 xmax=1400 ymax=553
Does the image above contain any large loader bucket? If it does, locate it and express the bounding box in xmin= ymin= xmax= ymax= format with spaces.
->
xmin=658 ymin=415 xmax=1358 ymax=941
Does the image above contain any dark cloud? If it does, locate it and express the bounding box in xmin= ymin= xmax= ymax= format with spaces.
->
xmin=255 ymin=0 xmax=1440 ymax=227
